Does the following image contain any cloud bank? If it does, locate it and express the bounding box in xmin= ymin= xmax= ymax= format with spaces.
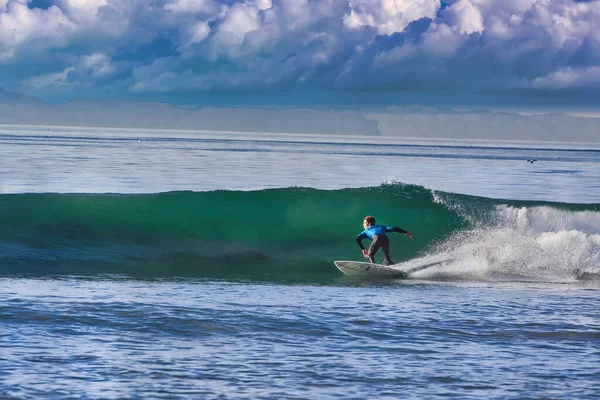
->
xmin=1 ymin=0 xmax=599 ymax=105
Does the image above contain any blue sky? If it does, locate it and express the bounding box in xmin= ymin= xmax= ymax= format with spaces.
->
xmin=1 ymin=0 xmax=599 ymax=108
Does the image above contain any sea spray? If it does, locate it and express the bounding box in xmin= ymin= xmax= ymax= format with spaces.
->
xmin=410 ymin=205 xmax=600 ymax=282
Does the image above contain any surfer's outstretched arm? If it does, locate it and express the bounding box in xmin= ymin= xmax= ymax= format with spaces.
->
xmin=390 ymin=226 xmax=412 ymax=238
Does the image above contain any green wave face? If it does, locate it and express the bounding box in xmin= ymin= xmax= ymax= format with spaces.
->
xmin=0 ymin=184 xmax=468 ymax=281
xmin=2 ymin=184 xmax=598 ymax=283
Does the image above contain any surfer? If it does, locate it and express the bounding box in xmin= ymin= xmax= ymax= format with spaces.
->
xmin=356 ymin=215 xmax=412 ymax=265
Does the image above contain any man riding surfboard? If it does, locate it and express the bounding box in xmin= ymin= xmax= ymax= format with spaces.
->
xmin=356 ymin=215 xmax=412 ymax=265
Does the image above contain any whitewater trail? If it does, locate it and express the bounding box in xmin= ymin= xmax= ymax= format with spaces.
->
xmin=410 ymin=202 xmax=600 ymax=283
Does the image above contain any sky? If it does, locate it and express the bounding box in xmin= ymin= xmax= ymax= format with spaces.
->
xmin=0 ymin=0 xmax=599 ymax=108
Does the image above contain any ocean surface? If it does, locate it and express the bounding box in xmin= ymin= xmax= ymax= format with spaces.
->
xmin=1 ymin=124 xmax=599 ymax=399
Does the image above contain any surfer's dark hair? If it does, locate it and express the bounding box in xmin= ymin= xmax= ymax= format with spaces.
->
xmin=364 ymin=216 xmax=375 ymax=225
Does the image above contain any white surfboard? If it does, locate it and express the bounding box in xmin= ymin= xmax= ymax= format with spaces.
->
xmin=334 ymin=256 xmax=454 ymax=278
xmin=333 ymin=261 xmax=407 ymax=278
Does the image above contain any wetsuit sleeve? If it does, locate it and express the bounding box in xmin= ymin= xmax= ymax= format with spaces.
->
xmin=355 ymin=232 xmax=368 ymax=250
xmin=387 ymin=226 xmax=408 ymax=234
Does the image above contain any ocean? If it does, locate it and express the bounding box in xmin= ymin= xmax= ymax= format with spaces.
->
xmin=1 ymin=124 xmax=599 ymax=399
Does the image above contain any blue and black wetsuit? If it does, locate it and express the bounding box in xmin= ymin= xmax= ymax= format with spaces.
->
xmin=356 ymin=225 xmax=408 ymax=265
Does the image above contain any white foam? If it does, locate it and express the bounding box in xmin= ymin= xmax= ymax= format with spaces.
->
xmin=496 ymin=205 xmax=600 ymax=235
xmin=412 ymin=206 xmax=600 ymax=283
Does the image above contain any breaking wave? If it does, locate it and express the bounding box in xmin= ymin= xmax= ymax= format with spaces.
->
xmin=1 ymin=183 xmax=598 ymax=283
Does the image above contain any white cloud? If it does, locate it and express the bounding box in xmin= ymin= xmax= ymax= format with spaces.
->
xmin=57 ymin=0 xmax=107 ymax=21
xmin=164 ymin=0 xmax=218 ymax=14
xmin=422 ymin=22 xmax=465 ymax=58
xmin=344 ymin=0 xmax=440 ymax=35
xmin=209 ymin=3 xmax=261 ymax=58
xmin=532 ymin=66 xmax=600 ymax=89
xmin=23 ymin=52 xmax=116 ymax=91
xmin=372 ymin=43 xmax=417 ymax=67
xmin=0 ymin=0 xmax=10 ymax=12
xmin=0 ymin=1 xmax=74 ymax=59
xmin=249 ymin=0 xmax=272 ymax=11
xmin=181 ymin=21 xmax=211 ymax=47
xmin=1 ymin=0 xmax=599 ymax=103
xmin=80 ymin=53 xmax=115 ymax=78
xmin=443 ymin=0 xmax=483 ymax=35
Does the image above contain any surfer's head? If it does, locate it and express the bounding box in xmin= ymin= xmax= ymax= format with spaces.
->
xmin=363 ymin=215 xmax=375 ymax=228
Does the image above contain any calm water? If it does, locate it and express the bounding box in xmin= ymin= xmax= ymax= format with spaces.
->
xmin=1 ymin=125 xmax=599 ymax=399
xmin=1 ymin=125 xmax=599 ymax=202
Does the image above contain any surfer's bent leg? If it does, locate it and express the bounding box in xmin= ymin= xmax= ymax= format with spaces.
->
xmin=368 ymin=235 xmax=383 ymax=263
xmin=379 ymin=235 xmax=394 ymax=265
